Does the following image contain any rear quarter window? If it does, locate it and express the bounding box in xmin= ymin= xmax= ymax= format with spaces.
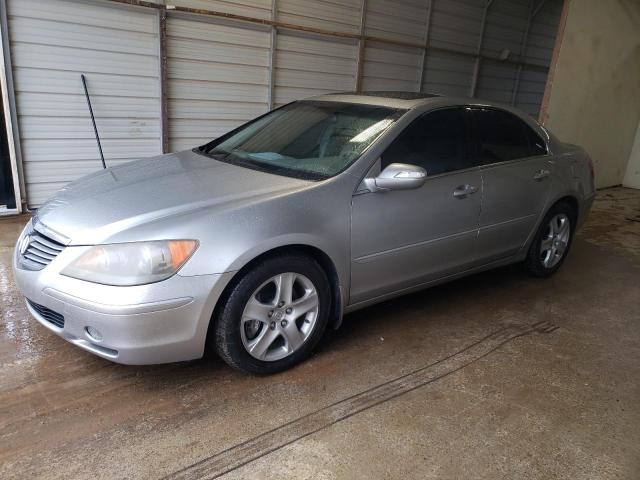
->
xmin=473 ymin=108 xmax=547 ymax=163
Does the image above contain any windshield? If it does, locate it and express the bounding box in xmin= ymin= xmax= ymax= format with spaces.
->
xmin=198 ymin=101 xmax=404 ymax=179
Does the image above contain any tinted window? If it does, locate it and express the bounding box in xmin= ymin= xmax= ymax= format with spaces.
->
xmin=381 ymin=108 xmax=471 ymax=175
xmin=473 ymin=109 xmax=533 ymax=164
xmin=199 ymin=101 xmax=402 ymax=179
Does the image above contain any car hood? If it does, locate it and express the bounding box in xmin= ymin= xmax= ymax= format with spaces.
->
xmin=34 ymin=150 xmax=313 ymax=245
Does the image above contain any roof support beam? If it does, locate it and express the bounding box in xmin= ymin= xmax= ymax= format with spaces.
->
xmin=157 ymin=8 xmax=169 ymax=153
xmin=539 ymin=0 xmax=569 ymax=123
xmin=470 ymin=0 xmax=494 ymax=97
xmin=355 ymin=0 xmax=367 ymax=92
xmin=418 ymin=0 xmax=434 ymax=93
xmin=101 ymin=0 xmax=548 ymax=74
xmin=511 ymin=0 xmax=548 ymax=106
xmin=267 ymin=0 xmax=277 ymax=110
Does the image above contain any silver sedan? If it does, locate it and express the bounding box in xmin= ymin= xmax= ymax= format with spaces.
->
xmin=13 ymin=92 xmax=596 ymax=374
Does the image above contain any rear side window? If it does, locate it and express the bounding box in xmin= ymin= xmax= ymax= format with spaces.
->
xmin=527 ymin=127 xmax=547 ymax=156
xmin=472 ymin=108 xmax=543 ymax=164
xmin=381 ymin=108 xmax=470 ymax=176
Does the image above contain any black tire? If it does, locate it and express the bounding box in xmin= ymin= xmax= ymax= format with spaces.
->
xmin=212 ymin=253 xmax=331 ymax=375
xmin=524 ymin=201 xmax=576 ymax=278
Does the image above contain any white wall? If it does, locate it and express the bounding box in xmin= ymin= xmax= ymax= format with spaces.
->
xmin=542 ymin=0 xmax=640 ymax=188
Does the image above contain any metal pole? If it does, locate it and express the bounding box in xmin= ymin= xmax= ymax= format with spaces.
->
xmin=158 ymin=8 xmax=169 ymax=153
xmin=80 ymin=74 xmax=106 ymax=169
xmin=470 ymin=0 xmax=493 ymax=97
xmin=539 ymin=0 xmax=568 ymax=124
xmin=355 ymin=0 xmax=368 ymax=92
xmin=418 ymin=0 xmax=434 ymax=93
xmin=511 ymin=0 xmax=546 ymax=105
xmin=267 ymin=0 xmax=277 ymax=110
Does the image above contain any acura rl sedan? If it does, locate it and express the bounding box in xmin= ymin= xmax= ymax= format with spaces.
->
xmin=13 ymin=92 xmax=595 ymax=374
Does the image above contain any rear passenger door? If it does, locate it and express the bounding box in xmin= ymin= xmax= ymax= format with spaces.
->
xmin=471 ymin=108 xmax=552 ymax=262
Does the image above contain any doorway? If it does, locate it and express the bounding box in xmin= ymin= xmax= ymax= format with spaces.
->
xmin=0 ymin=91 xmax=16 ymax=209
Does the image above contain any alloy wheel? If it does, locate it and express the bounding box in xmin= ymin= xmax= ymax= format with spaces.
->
xmin=240 ymin=272 xmax=319 ymax=361
xmin=540 ymin=213 xmax=571 ymax=268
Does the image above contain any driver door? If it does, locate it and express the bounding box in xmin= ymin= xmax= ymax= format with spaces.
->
xmin=349 ymin=107 xmax=482 ymax=304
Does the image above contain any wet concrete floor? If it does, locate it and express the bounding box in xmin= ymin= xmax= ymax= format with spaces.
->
xmin=1 ymin=187 xmax=639 ymax=479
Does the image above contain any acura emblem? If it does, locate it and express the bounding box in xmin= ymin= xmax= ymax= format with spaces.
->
xmin=19 ymin=235 xmax=31 ymax=255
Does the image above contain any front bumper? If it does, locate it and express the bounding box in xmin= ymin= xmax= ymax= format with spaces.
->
xmin=12 ymin=229 xmax=235 ymax=365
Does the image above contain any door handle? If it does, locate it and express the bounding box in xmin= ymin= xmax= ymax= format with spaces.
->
xmin=533 ymin=169 xmax=550 ymax=181
xmin=453 ymin=184 xmax=479 ymax=199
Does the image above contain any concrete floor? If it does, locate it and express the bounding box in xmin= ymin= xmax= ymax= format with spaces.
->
xmin=1 ymin=187 xmax=639 ymax=479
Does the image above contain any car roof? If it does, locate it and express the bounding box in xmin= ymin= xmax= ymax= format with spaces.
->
xmin=310 ymin=90 xmax=525 ymax=113
xmin=308 ymin=91 xmax=546 ymax=131
xmin=309 ymin=91 xmax=440 ymax=108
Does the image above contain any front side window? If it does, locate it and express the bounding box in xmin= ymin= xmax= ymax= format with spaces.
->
xmin=472 ymin=108 xmax=544 ymax=164
xmin=198 ymin=101 xmax=403 ymax=179
xmin=381 ymin=108 xmax=471 ymax=176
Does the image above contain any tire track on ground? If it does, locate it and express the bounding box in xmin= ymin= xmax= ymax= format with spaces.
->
xmin=165 ymin=320 xmax=558 ymax=480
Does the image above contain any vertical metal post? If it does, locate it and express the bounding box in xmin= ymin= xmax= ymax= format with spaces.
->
xmin=354 ymin=0 xmax=367 ymax=92
xmin=0 ymin=0 xmax=24 ymax=211
xmin=470 ymin=0 xmax=493 ymax=97
xmin=267 ymin=0 xmax=277 ymax=110
xmin=158 ymin=7 xmax=169 ymax=153
xmin=539 ymin=0 xmax=568 ymax=124
xmin=511 ymin=0 xmax=547 ymax=106
xmin=418 ymin=0 xmax=434 ymax=93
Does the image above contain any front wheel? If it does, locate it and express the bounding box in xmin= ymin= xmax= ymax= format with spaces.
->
xmin=212 ymin=254 xmax=331 ymax=374
xmin=524 ymin=202 xmax=576 ymax=277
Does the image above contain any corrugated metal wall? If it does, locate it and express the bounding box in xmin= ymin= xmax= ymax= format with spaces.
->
xmin=166 ymin=16 xmax=271 ymax=151
xmin=478 ymin=0 xmax=562 ymax=116
xmin=6 ymin=0 xmax=162 ymax=206
xmin=274 ymin=31 xmax=357 ymax=107
xmin=3 ymin=0 xmax=563 ymax=207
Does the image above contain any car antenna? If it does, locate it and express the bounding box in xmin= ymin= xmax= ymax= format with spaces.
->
xmin=81 ymin=74 xmax=106 ymax=169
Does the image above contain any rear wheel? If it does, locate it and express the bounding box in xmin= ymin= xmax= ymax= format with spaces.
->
xmin=213 ymin=254 xmax=330 ymax=374
xmin=524 ymin=201 xmax=576 ymax=277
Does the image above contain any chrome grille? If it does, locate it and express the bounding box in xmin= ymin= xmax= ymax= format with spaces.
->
xmin=20 ymin=230 xmax=66 ymax=271
xmin=26 ymin=299 xmax=65 ymax=328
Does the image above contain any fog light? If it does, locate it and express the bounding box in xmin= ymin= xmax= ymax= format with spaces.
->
xmin=85 ymin=326 xmax=103 ymax=342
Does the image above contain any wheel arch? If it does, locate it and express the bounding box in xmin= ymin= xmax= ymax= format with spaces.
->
xmin=207 ymin=243 xmax=345 ymax=352
xmin=553 ymin=194 xmax=579 ymax=220
xmin=522 ymin=193 xmax=580 ymax=253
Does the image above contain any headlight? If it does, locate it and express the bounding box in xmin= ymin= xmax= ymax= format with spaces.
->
xmin=61 ymin=240 xmax=198 ymax=286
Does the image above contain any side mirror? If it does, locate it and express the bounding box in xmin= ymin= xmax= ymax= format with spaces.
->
xmin=365 ymin=163 xmax=427 ymax=192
